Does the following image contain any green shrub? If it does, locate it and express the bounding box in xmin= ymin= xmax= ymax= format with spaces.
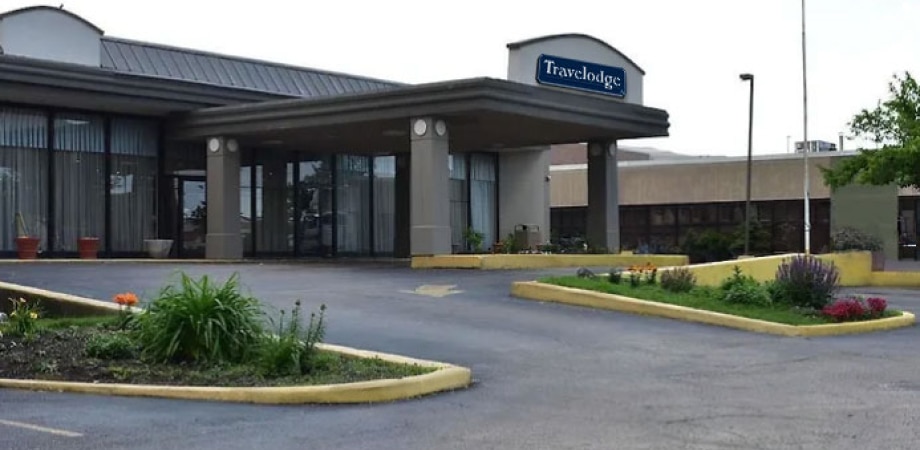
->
xmin=134 ymin=273 xmax=264 ymax=364
xmin=607 ymin=267 xmax=624 ymax=284
xmin=723 ymin=281 xmax=771 ymax=306
xmin=831 ymin=227 xmax=882 ymax=252
xmin=85 ymin=331 xmax=137 ymax=360
xmin=257 ymin=301 xmax=327 ymax=377
xmin=660 ymin=267 xmax=696 ymax=293
xmin=772 ymin=255 xmax=840 ymax=309
xmin=719 ymin=266 xmax=771 ymax=306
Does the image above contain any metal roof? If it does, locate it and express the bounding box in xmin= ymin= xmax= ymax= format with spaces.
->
xmin=100 ymin=37 xmax=403 ymax=98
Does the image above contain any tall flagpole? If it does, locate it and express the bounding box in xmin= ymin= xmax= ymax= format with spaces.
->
xmin=802 ymin=0 xmax=811 ymax=254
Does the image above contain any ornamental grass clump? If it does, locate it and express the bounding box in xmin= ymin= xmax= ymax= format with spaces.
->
xmin=258 ymin=301 xmax=327 ymax=377
xmin=134 ymin=273 xmax=264 ymax=364
xmin=772 ymin=255 xmax=840 ymax=309
xmin=659 ymin=267 xmax=696 ymax=293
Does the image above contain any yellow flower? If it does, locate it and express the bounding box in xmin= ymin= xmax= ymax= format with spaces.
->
xmin=29 ymin=312 xmax=38 ymax=320
xmin=10 ymin=311 xmax=16 ymax=317
xmin=18 ymin=298 xmax=26 ymax=303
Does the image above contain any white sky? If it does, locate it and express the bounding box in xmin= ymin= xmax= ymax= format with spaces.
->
xmin=5 ymin=0 xmax=918 ymax=156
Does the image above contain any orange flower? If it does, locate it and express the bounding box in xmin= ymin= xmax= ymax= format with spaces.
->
xmin=113 ymin=292 xmax=139 ymax=307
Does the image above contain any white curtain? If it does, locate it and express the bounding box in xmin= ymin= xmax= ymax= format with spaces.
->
xmin=449 ymin=154 xmax=468 ymax=252
xmin=336 ymin=155 xmax=371 ymax=254
xmin=373 ymin=156 xmax=395 ymax=255
xmin=470 ymin=154 xmax=497 ymax=252
xmin=54 ymin=113 xmax=105 ymax=251
xmin=111 ymin=118 xmax=158 ymax=252
xmin=0 ymin=107 xmax=48 ymax=251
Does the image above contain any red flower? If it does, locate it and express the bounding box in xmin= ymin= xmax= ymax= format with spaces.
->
xmin=867 ymin=297 xmax=887 ymax=315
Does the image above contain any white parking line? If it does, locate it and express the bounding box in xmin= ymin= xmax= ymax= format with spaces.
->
xmin=0 ymin=419 xmax=83 ymax=437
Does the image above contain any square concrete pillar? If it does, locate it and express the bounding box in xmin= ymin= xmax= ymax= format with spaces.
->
xmin=498 ymin=147 xmax=551 ymax=245
xmin=410 ymin=117 xmax=451 ymax=256
xmin=205 ymin=136 xmax=242 ymax=259
xmin=586 ymin=140 xmax=620 ymax=253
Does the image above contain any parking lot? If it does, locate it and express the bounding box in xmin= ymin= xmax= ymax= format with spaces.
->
xmin=2 ymin=262 xmax=920 ymax=450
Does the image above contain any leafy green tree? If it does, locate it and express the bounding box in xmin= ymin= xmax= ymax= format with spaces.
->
xmin=821 ymin=72 xmax=920 ymax=189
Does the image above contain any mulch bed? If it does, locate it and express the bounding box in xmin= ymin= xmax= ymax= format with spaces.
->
xmin=0 ymin=326 xmax=430 ymax=387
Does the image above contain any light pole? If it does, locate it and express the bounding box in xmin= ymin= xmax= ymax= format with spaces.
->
xmin=801 ymin=0 xmax=811 ymax=254
xmin=740 ymin=73 xmax=754 ymax=256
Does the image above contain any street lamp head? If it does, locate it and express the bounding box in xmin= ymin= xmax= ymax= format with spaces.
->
xmin=740 ymin=73 xmax=754 ymax=81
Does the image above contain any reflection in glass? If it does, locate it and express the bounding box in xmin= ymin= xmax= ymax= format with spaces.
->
xmin=255 ymin=154 xmax=294 ymax=254
xmin=297 ymin=156 xmax=333 ymax=256
xmin=181 ymin=179 xmax=207 ymax=256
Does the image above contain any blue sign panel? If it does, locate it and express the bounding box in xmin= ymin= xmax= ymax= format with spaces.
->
xmin=535 ymin=54 xmax=627 ymax=98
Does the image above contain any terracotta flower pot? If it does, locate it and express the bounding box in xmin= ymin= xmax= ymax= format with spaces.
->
xmin=77 ymin=237 xmax=100 ymax=259
xmin=15 ymin=236 xmax=40 ymax=260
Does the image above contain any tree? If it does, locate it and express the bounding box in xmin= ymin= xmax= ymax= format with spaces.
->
xmin=821 ymin=72 xmax=920 ymax=190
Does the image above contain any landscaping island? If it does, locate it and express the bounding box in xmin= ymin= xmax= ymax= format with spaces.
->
xmin=516 ymin=256 xmax=915 ymax=335
xmin=0 ymin=273 xmax=467 ymax=403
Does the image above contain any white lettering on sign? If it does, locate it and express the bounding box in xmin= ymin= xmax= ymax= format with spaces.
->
xmin=541 ymin=59 xmax=623 ymax=91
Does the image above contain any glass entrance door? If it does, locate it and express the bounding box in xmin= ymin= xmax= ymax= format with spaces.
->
xmin=296 ymin=157 xmax=334 ymax=256
xmin=178 ymin=178 xmax=207 ymax=258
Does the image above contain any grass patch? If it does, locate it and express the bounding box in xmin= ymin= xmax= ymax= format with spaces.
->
xmin=541 ymin=276 xmax=833 ymax=326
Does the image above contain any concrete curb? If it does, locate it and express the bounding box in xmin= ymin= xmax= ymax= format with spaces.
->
xmin=411 ymin=254 xmax=689 ymax=270
xmin=0 ymin=280 xmax=135 ymax=316
xmin=510 ymin=281 xmax=916 ymax=337
xmin=0 ymin=343 xmax=472 ymax=404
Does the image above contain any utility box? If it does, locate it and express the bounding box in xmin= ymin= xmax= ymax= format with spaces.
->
xmin=514 ymin=224 xmax=542 ymax=250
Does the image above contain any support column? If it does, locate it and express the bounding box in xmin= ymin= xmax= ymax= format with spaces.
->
xmin=498 ymin=147 xmax=551 ymax=246
xmin=586 ymin=140 xmax=620 ymax=253
xmin=410 ymin=117 xmax=451 ymax=256
xmin=205 ymin=136 xmax=242 ymax=259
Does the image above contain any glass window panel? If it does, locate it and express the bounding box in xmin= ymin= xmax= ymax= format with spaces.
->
xmin=255 ymin=154 xmax=294 ymax=254
xmin=296 ymin=155 xmax=333 ymax=256
xmin=449 ymin=154 xmax=469 ymax=252
xmin=54 ymin=113 xmax=105 ymax=251
xmin=336 ymin=155 xmax=370 ymax=255
xmin=0 ymin=107 xmax=48 ymax=252
xmin=470 ymin=153 xmax=496 ymax=252
xmin=110 ymin=118 xmax=158 ymax=252
xmin=621 ymin=207 xmax=648 ymax=227
xmin=650 ymin=206 xmax=675 ymax=226
xmin=373 ymin=156 xmax=396 ymax=254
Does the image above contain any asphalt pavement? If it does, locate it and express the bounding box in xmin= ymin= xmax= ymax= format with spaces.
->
xmin=1 ymin=262 xmax=920 ymax=450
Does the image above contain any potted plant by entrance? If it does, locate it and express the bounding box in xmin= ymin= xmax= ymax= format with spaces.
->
xmin=830 ymin=227 xmax=886 ymax=271
xmin=14 ymin=212 xmax=40 ymax=260
xmin=77 ymin=236 xmax=100 ymax=259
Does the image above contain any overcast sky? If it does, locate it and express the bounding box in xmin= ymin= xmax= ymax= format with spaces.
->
xmin=6 ymin=0 xmax=918 ymax=156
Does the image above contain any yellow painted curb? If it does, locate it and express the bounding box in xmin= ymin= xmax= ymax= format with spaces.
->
xmin=0 ymin=280 xmax=134 ymax=316
xmin=870 ymin=271 xmax=920 ymax=288
xmin=0 ymin=343 xmax=472 ymax=404
xmin=412 ymin=254 xmax=688 ymax=270
xmin=510 ymin=281 xmax=916 ymax=337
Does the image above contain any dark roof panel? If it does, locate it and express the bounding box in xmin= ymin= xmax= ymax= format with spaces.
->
xmin=100 ymin=37 xmax=402 ymax=98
